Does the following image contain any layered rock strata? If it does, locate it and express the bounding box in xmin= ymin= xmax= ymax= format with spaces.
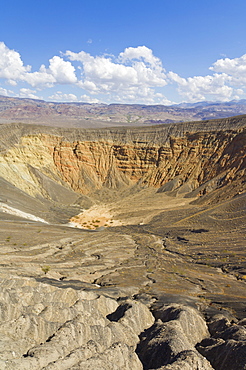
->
xmin=0 ymin=117 xmax=245 ymax=202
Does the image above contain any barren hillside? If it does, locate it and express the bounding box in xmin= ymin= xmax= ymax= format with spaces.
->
xmin=1 ymin=95 xmax=246 ymax=128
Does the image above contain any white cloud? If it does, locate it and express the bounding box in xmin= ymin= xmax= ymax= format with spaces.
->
xmin=0 ymin=87 xmax=9 ymax=96
xmin=7 ymin=79 xmax=18 ymax=86
xmin=0 ymin=42 xmax=31 ymax=83
xmin=24 ymin=68 xmax=56 ymax=88
xmin=65 ymin=46 xmax=168 ymax=103
xmin=236 ymin=88 xmax=244 ymax=95
xmin=48 ymin=56 xmax=77 ymax=84
xmin=211 ymin=54 xmax=246 ymax=74
xmin=18 ymin=88 xmax=41 ymax=100
xmin=1 ymin=41 xmax=246 ymax=104
xmin=48 ymin=92 xmax=78 ymax=102
xmin=168 ymin=71 xmax=235 ymax=102
xmin=80 ymin=94 xmax=100 ymax=103
xmin=48 ymin=92 xmax=101 ymax=103
xmin=24 ymin=56 xmax=77 ymax=88
xmin=0 ymin=42 xmax=77 ymax=88
xmin=168 ymin=53 xmax=246 ymax=102
xmin=119 ymin=46 xmax=162 ymax=68
xmin=210 ymin=54 xmax=246 ymax=86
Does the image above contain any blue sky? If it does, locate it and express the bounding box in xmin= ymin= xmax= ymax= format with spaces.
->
xmin=0 ymin=0 xmax=246 ymax=104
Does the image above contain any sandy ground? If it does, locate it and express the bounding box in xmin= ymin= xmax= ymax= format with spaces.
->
xmin=68 ymin=190 xmax=195 ymax=230
xmin=0 ymin=190 xmax=245 ymax=318
xmin=68 ymin=204 xmax=123 ymax=229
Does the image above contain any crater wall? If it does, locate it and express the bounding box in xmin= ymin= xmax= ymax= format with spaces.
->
xmin=0 ymin=118 xmax=245 ymax=201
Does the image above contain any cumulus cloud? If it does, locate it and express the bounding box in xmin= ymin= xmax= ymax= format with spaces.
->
xmin=48 ymin=92 xmax=78 ymax=102
xmin=168 ymin=71 xmax=234 ymax=102
xmin=0 ymin=42 xmax=77 ymax=88
xmin=65 ymin=46 xmax=168 ymax=103
xmin=119 ymin=46 xmax=162 ymax=68
xmin=168 ymin=54 xmax=246 ymax=102
xmin=48 ymin=56 xmax=77 ymax=84
xmin=210 ymin=54 xmax=246 ymax=86
xmin=48 ymin=91 xmax=101 ymax=103
xmin=0 ymin=87 xmax=10 ymax=96
xmin=80 ymin=94 xmax=100 ymax=103
xmin=18 ymin=88 xmax=41 ymax=100
xmin=0 ymin=42 xmax=31 ymax=83
xmin=24 ymin=56 xmax=77 ymax=87
xmin=24 ymin=68 xmax=56 ymax=88
xmin=1 ymin=41 xmax=246 ymax=104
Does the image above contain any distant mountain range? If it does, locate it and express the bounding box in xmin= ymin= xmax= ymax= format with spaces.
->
xmin=1 ymin=95 xmax=246 ymax=128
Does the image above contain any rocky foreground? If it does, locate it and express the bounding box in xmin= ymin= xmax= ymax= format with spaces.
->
xmin=1 ymin=274 xmax=246 ymax=370
xmin=0 ymin=116 xmax=245 ymax=368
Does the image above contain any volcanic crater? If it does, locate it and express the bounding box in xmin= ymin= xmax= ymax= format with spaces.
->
xmin=0 ymin=116 xmax=245 ymax=369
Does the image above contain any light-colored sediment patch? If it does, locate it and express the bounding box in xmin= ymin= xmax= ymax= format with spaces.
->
xmin=68 ymin=204 xmax=123 ymax=229
xmin=68 ymin=191 xmax=196 ymax=230
xmin=0 ymin=203 xmax=49 ymax=224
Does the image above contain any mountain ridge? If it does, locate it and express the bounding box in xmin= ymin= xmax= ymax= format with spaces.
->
xmin=1 ymin=95 xmax=246 ymax=128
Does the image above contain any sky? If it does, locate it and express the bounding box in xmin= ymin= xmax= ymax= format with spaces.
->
xmin=0 ymin=0 xmax=246 ymax=105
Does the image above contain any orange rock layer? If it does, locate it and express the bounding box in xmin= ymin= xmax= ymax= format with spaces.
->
xmin=35 ymin=129 xmax=245 ymax=196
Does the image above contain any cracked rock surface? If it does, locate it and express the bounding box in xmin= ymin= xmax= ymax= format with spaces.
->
xmin=137 ymin=304 xmax=213 ymax=370
xmin=1 ymin=275 xmax=246 ymax=369
xmin=197 ymin=314 xmax=246 ymax=370
xmin=0 ymin=275 xmax=154 ymax=370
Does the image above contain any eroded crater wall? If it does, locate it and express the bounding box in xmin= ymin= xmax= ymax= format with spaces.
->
xmin=0 ymin=127 xmax=245 ymax=200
